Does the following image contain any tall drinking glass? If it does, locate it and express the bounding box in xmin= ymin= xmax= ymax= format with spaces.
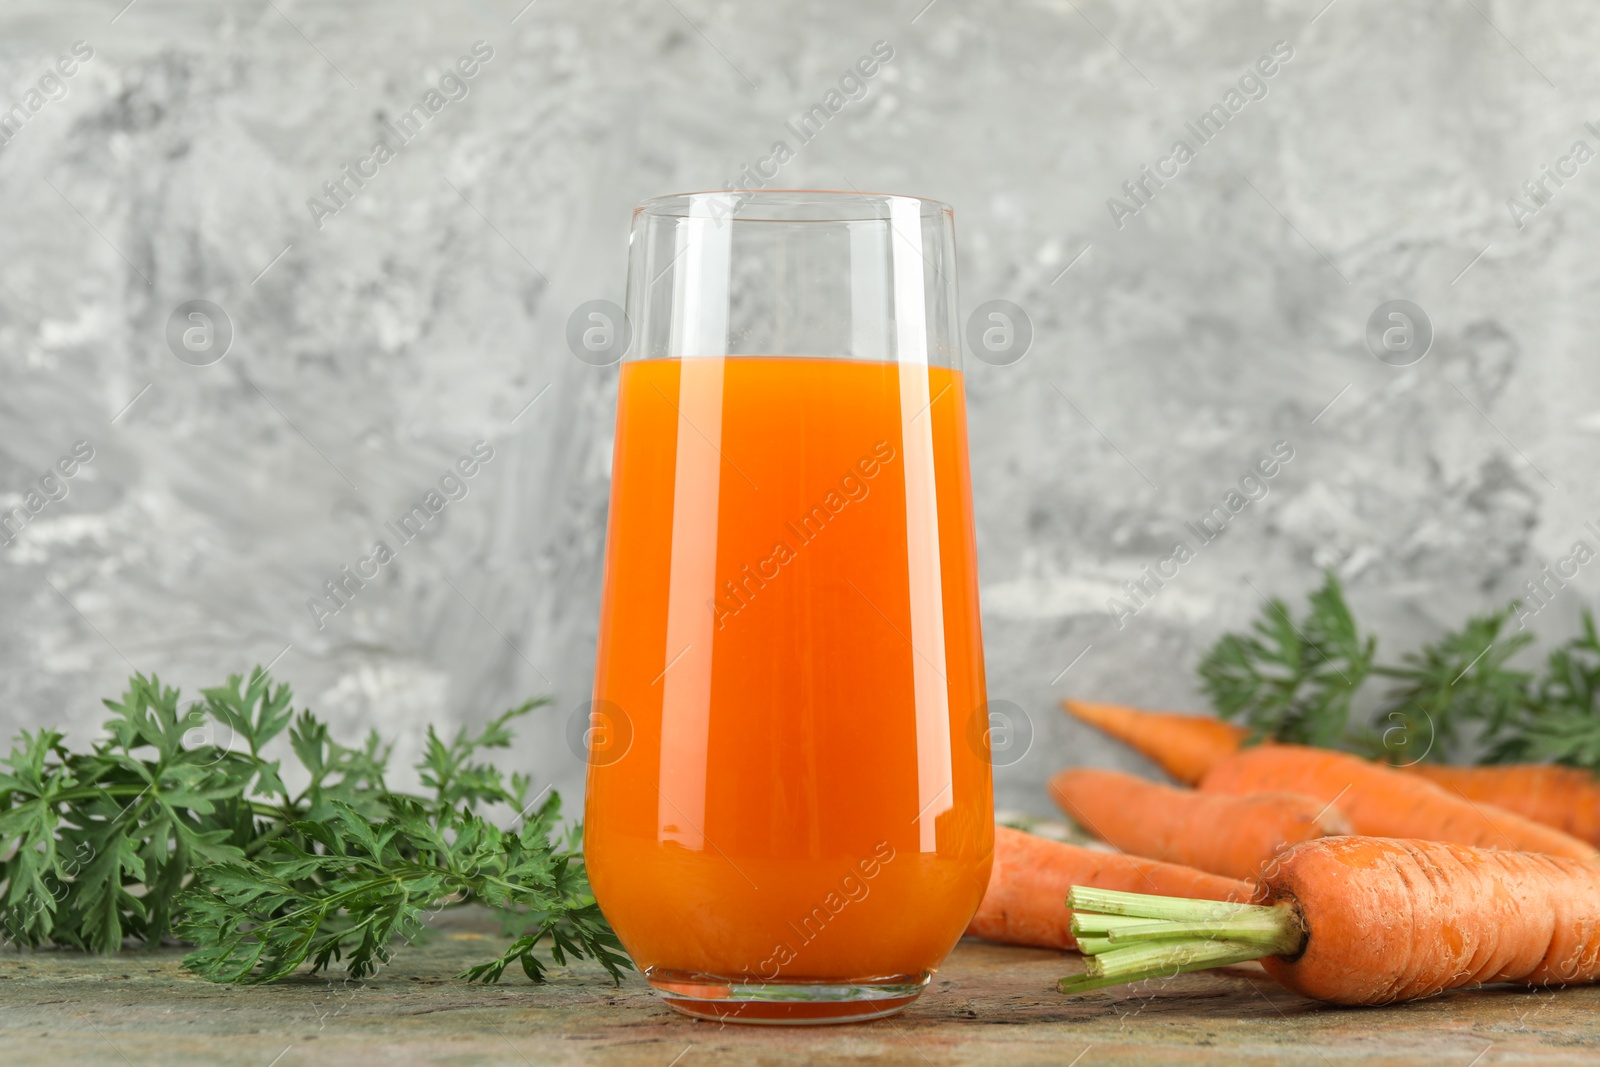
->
xmin=584 ymin=190 xmax=992 ymax=1024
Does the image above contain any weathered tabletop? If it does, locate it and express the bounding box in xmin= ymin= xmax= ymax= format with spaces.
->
xmin=5 ymin=908 xmax=1597 ymax=1067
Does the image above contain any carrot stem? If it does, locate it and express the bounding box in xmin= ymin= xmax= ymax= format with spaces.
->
xmin=1058 ymin=886 xmax=1305 ymax=995
xmin=1074 ymin=936 xmax=1116 ymax=955
xmin=1107 ymin=918 xmax=1292 ymax=946
xmin=1058 ymin=939 xmax=1273 ymax=993
xmin=1066 ymin=886 xmax=1268 ymax=921
xmin=1069 ymin=912 xmax=1172 ymax=937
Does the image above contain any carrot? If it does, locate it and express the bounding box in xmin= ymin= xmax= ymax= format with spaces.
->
xmin=1067 ymin=698 xmax=1600 ymax=842
xmin=1049 ymin=768 xmax=1349 ymax=881
xmin=1403 ymin=763 xmax=1600 ymax=847
xmin=1201 ymin=743 xmax=1598 ymax=860
xmin=1061 ymin=700 xmax=1245 ymax=784
xmin=1059 ymin=836 xmax=1600 ymax=1005
xmin=966 ymin=825 xmax=1249 ymax=951
xmin=1068 ymin=697 xmax=1600 ymax=849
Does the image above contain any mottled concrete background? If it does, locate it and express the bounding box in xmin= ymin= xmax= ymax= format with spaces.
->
xmin=2 ymin=0 xmax=1597 ymax=813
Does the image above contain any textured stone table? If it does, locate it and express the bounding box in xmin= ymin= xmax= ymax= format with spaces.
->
xmin=5 ymin=908 xmax=1598 ymax=1067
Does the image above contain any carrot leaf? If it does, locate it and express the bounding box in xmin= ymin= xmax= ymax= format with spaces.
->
xmin=1486 ymin=610 xmax=1600 ymax=770
xmin=1198 ymin=571 xmax=1374 ymax=748
xmin=1197 ymin=574 xmax=1585 ymax=766
xmin=1369 ymin=605 xmax=1535 ymax=764
xmin=0 ymin=669 xmax=627 ymax=987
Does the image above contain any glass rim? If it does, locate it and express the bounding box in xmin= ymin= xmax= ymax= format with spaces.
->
xmin=633 ymin=188 xmax=954 ymax=223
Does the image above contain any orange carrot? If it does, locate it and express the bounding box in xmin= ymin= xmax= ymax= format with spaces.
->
xmin=966 ymin=825 xmax=1248 ymax=951
xmin=1059 ymin=837 xmax=1600 ymax=1005
xmin=1201 ymin=744 xmax=1598 ymax=860
xmin=1061 ymin=700 xmax=1245 ymax=784
xmin=1049 ymin=767 xmax=1349 ymax=881
xmin=1067 ymin=698 xmax=1600 ymax=848
xmin=1403 ymin=763 xmax=1600 ymax=847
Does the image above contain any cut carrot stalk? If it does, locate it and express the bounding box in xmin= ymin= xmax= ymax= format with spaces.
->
xmin=1074 ymin=936 xmax=1116 ymax=955
xmin=1049 ymin=767 xmax=1349 ymax=881
xmin=1062 ymin=937 xmax=1280 ymax=994
xmin=1061 ymin=700 xmax=1246 ymax=785
xmin=1105 ymin=917 xmax=1294 ymax=946
xmin=1403 ymin=763 xmax=1600 ymax=847
xmin=966 ymin=826 xmax=1249 ymax=951
xmin=1069 ymin=911 xmax=1180 ymax=936
xmin=1058 ymin=889 xmax=1301 ymax=994
xmin=1202 ymin=743 xmax=1598 ymax=860
xmin=1058 ymin=836 xmax=1600 ymax=1005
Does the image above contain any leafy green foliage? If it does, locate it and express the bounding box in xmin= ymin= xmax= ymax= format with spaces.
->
xmin=0 ymin=668 xmax=628 ymax=988
xmin=0 ymin=674 xmax=267 ymax=952
xmin=1368 ymin=606 xmax=1534 ymax=764
xmin=1485 ymin=611 xmax=1600 ymax=769
xmin=1199 ymin=575 xmax=1600 ymax=772
xmin=178 ymin=792 xmax=627 ymax=986
xmin=1199 ymin=572 xmax=1375 ymax=747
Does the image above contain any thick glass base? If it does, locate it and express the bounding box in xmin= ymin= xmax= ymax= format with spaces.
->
xmin=646 ymin=968 xmax=930 ymax=1025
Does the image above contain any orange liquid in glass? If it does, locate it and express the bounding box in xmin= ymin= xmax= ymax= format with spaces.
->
xmin=585 ymin=355 xmax=992 ymax=982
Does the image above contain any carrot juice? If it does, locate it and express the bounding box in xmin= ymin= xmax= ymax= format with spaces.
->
xmin=584 ymin=353 xmax=992 ymax=1014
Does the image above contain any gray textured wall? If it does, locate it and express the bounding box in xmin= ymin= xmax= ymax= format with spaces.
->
xmin=3 ymin=0 xmax=1596 ymax=813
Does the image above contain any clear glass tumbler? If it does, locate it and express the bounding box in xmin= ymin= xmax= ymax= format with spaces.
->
xmin=583 ymin=190 xmax=993 ymax=1024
